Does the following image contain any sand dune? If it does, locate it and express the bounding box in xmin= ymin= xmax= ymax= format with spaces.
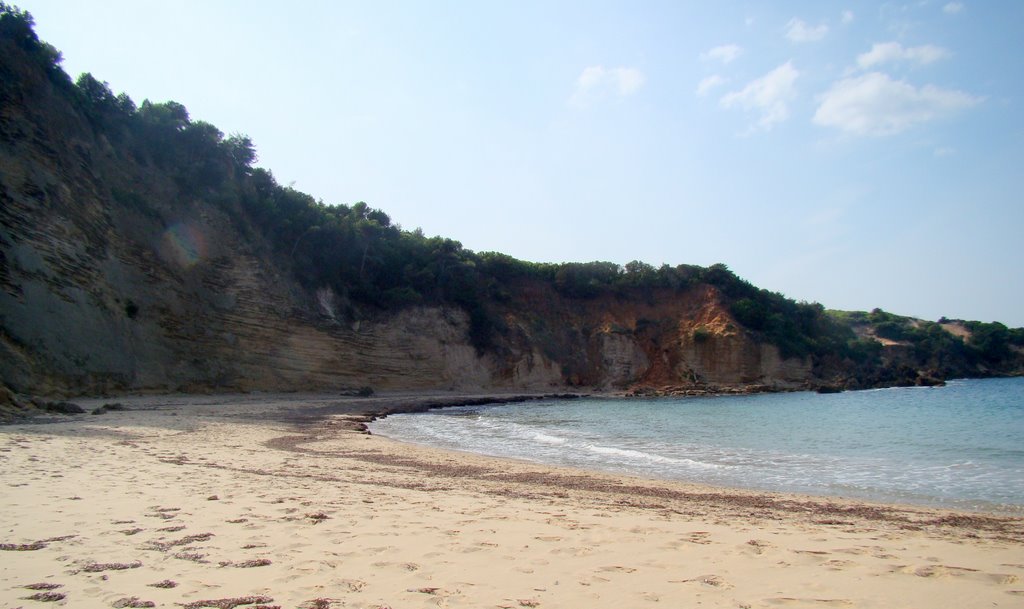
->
xmin=1 ymin=393 xmax=1022 ymax=608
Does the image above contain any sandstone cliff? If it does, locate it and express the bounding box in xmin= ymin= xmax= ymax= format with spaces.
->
xmin=2 ymin=17 xmax=1019 ymax=400
xmin=0 ymin=74 xmax=803 ymax=398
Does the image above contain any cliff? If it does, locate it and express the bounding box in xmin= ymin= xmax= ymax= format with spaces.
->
xmin=1 ymin=11 xmax=1021 ymax=401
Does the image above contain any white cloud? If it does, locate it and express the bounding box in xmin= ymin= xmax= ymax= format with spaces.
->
xmin=841 ymin=10 xmax=854 ymax=24
xmin=696 ymin=75 xmax=727 ymax=96
xmin=700 ymin=44 xmax=742 ymax=64
xmin=578 ymin=66 xmax=644 ymax=95
xmin=720 ymin=62 xmax=799 ymax=130
xmin=786 ymin=18 xmax=829 ymax=42
xmin=569 ymin=66 xmax=645 ymax=106
xmin=856 ymin=42 xmax=951 ymax=69
xmin=943 ymin=2 xmax=964 ymax=14
xmin=934 ymin=146 xmax=956 ymax=157
xmin=813 ymin=72 xmax=982 ymax=136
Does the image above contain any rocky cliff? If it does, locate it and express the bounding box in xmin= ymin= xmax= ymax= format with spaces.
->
xmin=2 ymin=14 xmax=1020 ymax=401
xmin=0 ymin=94 xmax=802 ymax=398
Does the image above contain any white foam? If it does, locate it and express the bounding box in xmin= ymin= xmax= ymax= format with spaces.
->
xmin=533 ymin=432 xmax=568 ymax=445
xmin=584 ymin=443 xmax=719 ymax=469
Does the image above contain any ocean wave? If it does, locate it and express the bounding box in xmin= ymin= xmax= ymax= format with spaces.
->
xmin=532 ymin=432 xmax=568 ymax=445
xmin=583 ymin=443 xmax=720 ymax=469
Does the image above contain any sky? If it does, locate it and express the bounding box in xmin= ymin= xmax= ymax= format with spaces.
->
xmin=23 ymin=1 xmax=1024 ymax=327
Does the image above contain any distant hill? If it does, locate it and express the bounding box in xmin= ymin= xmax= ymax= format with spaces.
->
xmin=1 ymin=5 xmax=1021 ymax=403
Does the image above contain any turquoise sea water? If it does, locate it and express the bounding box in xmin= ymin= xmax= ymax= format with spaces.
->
xmin=370 ymin=378 xmax=1024 ymax=514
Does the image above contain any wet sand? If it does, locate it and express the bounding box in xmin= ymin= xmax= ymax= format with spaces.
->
xmin=1 ymin=392 xmax=1022 ymax=608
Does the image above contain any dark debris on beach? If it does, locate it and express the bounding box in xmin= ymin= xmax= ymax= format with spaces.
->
xmin=181 ymin=596 xmax=276 ymax=609
xmin=81 ymin=560 xmax=142 ymax=573
xmin=22 ymin=591 xmax=66 ymax=602
xmin=112 ymin=597 xmax=156 ymax=608
xmin=23 ymin=583 xmax=62 ymax=590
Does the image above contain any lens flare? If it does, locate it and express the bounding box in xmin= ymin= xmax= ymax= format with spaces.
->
xmin=160 ymin=222 xmax=207 ymax=269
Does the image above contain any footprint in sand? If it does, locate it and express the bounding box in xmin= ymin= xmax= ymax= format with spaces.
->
xmin=896 ymin=564 xmax=1016 ymax=585
xmin=824 ymin=559 xmax=857 ymax=570
xmin=336 ymin=578 xmax=366 ymax=592
xmin=683 ymin=532 xmax=713 ymax=545
xmin=765 ymin=597 xmax=853 ymax=607
xmin=458 ymin=545 xmax=486 ymax=554
xmin=550 ymin=546 xmax=593 ymax=557
xmin=670 ymin=574 xmax=732 ymax=589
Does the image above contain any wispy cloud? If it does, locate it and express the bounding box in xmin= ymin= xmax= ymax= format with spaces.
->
xmin=786 ymin=18 xmax=828 ymax=43
xmin=696 ymin=75 xmax=727 ymax=97
xmin=857 ymin=42 xmax=951 ymax=69
xmin=700 ymin=44 xmax=742 ymax=64
xmin=569 ymin=66 xmax=645 ymax=107
xmin=813 ymin=72 xmax=982 ymax=136
xmin=720 ymin=62 xmax=799 ymax=131
xmin=841 ymin=10 xmax=855 ymax=25
xmin=943 ymin=2 xmax=964 ymax=15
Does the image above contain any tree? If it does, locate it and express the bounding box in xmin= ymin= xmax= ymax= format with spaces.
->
xmin=138 ymin=100 xmax=190 ymax=132
xmin=0 ymin=3 xmax=38 ymax=51
xmin=76 ymin=73 xmax=115 ymax=104
xmin=732 ymin=298 xmax=767 ymax=330
xmin=75 ymin=72 xmax=124 ymax=120
xmin=224 ymin=133 xmax=257 ymax=171
xmin=0 ymin=3 xmax=66 ymax=83
xmin=623 ymin=260 xmax=656 ymax=285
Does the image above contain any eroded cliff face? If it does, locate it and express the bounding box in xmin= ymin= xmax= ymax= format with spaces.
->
xmin=0 ymin=151 xmax=807 ymax=398
xmin=0 ymin=40 xmax=812 ymax=397
xmin=0 ymin=169 xmax=562 ymax=396
xmin=493 ymin=282 xmax=810 ymax=393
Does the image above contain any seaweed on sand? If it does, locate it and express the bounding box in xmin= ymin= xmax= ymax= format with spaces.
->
xmin=22 ymin=591 xmax=66 ymax=602
xmin=306 ymin=512 xmax=330 ymax=524
xmin=218 ymin=558 xmax=272 ymax=568
xmin=112 ymin=597 xmax=155 ymax=608
xmin=147 ymin=579 xmax=178 ymax=588
xmin=81 ymin=561 xmax=142 ymax=572
xmin=181 ymin=596 xmax=275 ymax=609
xmin=23 ymin=583 xmax=62 ymax=590
xmin=146 ymin=532 xmax=214 ymax=551
xmin=0 ymin=541 xmax=46 ymax=550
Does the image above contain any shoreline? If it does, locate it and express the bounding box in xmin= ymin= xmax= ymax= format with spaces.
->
xmin=368 ymin=421 xmax=1024 ymax=520
xmin=10 ymin=389 xmax=1024 ymax=519
xmin=366 ymin=388 xmax=1024 ymax=519
xmin=2 ymin=392 xmax=1023 ymax=607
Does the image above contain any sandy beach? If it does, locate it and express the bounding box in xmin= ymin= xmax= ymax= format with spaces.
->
xmin=1 ymin=393 xmax=1022 ymax=609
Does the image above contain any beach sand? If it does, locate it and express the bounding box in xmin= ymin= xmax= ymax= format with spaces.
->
xmin=1 ymin=393 xmax=1022 ymax=608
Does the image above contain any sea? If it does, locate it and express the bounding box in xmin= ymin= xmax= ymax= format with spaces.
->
xmin=369 ymin=377 xmax=1024 ymax=514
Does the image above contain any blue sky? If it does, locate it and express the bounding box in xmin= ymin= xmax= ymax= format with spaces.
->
xmin=24 ymin=1 xmax=1024 ymax=326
